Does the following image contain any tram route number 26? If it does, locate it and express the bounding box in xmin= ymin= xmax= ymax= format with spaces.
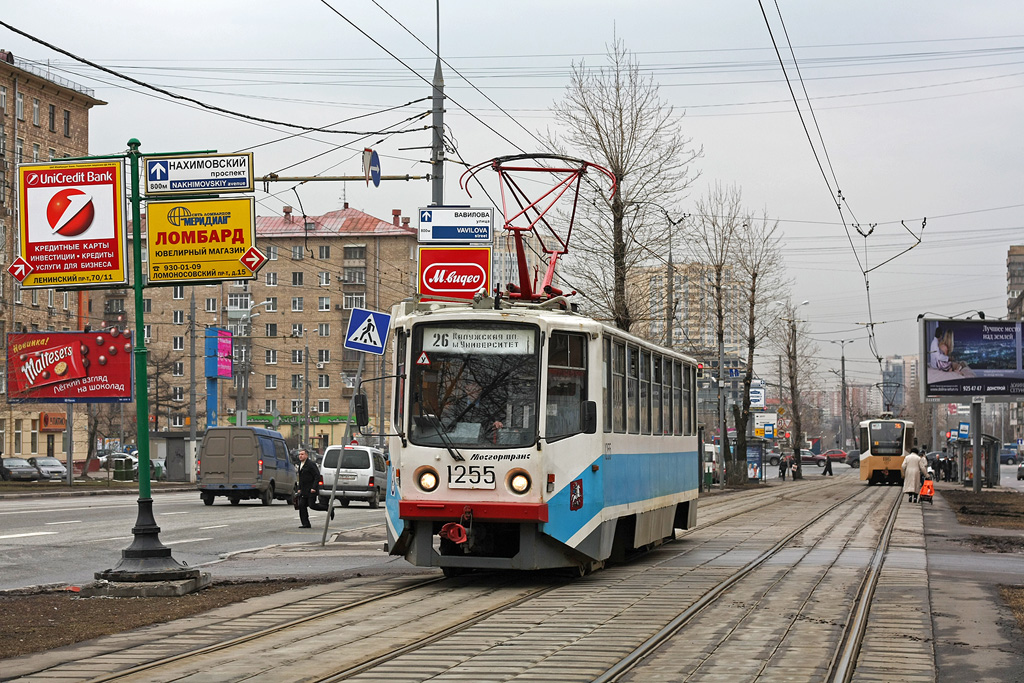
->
xmin=447 ymin=465 xmax=496 ymax=489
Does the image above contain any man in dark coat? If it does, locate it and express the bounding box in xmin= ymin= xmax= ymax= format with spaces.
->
xmin=822 ymin=453 xmax=834 ymax=476
xmin=296 ymin=449 xmax=331 ymax=528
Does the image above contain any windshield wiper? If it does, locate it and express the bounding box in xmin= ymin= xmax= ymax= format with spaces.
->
xmin=419 ymin=397 xmax=466 ymax=462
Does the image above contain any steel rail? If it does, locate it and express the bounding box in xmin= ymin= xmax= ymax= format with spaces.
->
xmin=593 ymin=485 xmax=879 ymax=683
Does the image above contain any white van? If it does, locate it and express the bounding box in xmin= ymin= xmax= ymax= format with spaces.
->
xmin=318 ymin=444 xmax=388 ymax=508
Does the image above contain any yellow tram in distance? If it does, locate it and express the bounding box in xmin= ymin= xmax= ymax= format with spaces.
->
xmin=858 ymin=416 xmax=915 ymax=485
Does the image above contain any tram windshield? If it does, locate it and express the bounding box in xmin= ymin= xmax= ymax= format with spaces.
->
xmin=408 ymin=323 xmax=540 ymax=449
xmin=867 ymin=421 xmax=907 ymax=456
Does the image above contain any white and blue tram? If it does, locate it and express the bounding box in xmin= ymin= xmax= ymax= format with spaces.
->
xmin=366 ymin=296 xmax=700 ymax=575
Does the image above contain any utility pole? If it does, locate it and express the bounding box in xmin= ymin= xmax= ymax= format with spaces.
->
xmin=830 ymin=339 xmax=853 ymax=450
xmin=189 ymin=290 xmax=197 ymax=478
xmin=430 ymin=0 xmax=444 ymax=206
xmin=304 ymin=345 xmax=310 ymax=448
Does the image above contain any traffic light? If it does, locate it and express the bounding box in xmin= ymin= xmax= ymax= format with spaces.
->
xmin=697 ymin=363 xmax=704 ymax=378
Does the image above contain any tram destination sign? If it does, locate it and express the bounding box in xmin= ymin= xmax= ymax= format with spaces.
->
xmin=418 ymin=207 xmax=493 ymax=243
xmin=146 ymin=197 xmax=262 ymax=285
xmin=919 ymin=317 xmax=1024 ymax=402
xmin=144 ymin=153 xmax=254 ymax=196
xmin=13 ymin=159 xmax=129 ymax=289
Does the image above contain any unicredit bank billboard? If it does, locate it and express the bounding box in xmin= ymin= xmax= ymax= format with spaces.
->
xmin=919 ymin=318 xmax=1024 ymax=402
xmin=418 ymin=246 xmax=491 ymax=302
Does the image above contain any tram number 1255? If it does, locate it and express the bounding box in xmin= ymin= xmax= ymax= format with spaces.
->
xmin=447 ymin=465 xmax=496 ymax=489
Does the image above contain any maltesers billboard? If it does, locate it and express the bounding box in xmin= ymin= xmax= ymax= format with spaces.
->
xmin=7 ymin=331 xmax=134 ymax=403
xmin=919 ymin=318 xmax=1024 ymax=402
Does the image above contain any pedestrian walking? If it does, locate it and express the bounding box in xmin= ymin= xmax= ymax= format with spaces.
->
xmin=779 ymin=454 xmax=787 ymax=480
xmin=901 ymin=447 xmax=927 ymax=504
xmin=295 ymin=449 xmax=332 ymax=528
xmin=822 ymin=454 xmax=834 ymax=476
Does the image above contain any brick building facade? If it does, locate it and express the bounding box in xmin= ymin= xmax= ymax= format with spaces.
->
xmin=0 ymin=50 xmax=104 ymax=461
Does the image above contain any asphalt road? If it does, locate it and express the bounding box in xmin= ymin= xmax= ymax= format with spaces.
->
xmin=0 ymin=490 xmax=389 ymax=591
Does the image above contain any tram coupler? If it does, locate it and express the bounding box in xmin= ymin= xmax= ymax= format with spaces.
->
xmin=440 ymin=522 xmax=468 ymax=545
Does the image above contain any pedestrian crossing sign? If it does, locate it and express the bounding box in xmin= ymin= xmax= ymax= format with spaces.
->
xmin=344 ymin=307 xmax=392 ymax=355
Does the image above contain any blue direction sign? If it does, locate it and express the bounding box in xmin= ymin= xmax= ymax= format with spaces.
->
xmin=369 ymin=150 xmax=381 ymax=188
xmin=418 ymin=207 xmax=493 ymax=243
xmin=144 ymin=153 xmax=254 ymax=196
xmin=344 ymin=307 xmax=392 ymax=356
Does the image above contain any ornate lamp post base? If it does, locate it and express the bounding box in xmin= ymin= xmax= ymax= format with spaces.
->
xmin=94 ymin=498 xmax=199 ymax=582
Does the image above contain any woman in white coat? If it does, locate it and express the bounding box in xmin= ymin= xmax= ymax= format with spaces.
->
xmin=901 ymin=447 xmax=927 ymax=503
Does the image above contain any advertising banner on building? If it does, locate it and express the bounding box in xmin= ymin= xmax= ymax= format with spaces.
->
xmin=418 ymin=246 xmax=491 ymax=301
xmin=204 ymin=328 xmax=233 ymax=379
xmin=7 ymin=331 xmax=133 ymax=403
xmin=14 ymin=159 xmax=128 ymax=289
xmin=920 ymin=318 xmax=1024 ymax=402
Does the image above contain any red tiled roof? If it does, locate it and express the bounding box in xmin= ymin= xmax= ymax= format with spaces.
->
xmin=256 ymin=207 xmax=414 ymax=238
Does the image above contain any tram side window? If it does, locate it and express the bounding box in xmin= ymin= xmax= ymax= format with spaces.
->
xmin=664 ymin=357 xmax=673 ymax=435
xmin=652 ymin=355 xmax=663 ymax=435
xmin=627 ymin=345 xmax=639 ymax=434
xmin=546 ymin=331 xmax=587 ymax=441
xmin=613 ymin=341 xmax=626 ymax=433
xmin=394 ymin=330 xmax=407 ymax=435
xmin=640 ymin=350 xmax=651 ymax=435
xmin=603 ymin=338 xmax=612 ymax=433
xmin=673 ymin=361 xmax=683 ymax=436
xmin=682 ymin=362 xmax=693 ymax=435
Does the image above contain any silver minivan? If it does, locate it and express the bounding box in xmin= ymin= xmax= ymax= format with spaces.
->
xmin=318 ymin=445 xmax=387 ymax=509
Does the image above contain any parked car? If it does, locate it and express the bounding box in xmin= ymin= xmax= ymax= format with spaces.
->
xmin=319 ymin=444 xmax=388 ymax=508
xmin=1000 ymin=445 xmax=1018 ymax=465
xmin=821 ymin=449 xmax=847 ymax=463
xmin=766 ymin=449 xmax=781 ymax=467
xmin=198 ymin=426 xmax=295 ymax=506
xmin=800 ymin=449 xmax=827 ymax=468
xmin=844 ymin=450 xmax=861 ymax=467
xmin=0 ymin=457 xmax=41 ymax=481
xmin=27 ymin=456 xmax=68 ymax=480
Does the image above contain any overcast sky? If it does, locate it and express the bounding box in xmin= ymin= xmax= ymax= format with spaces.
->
xmin=3 ymin=1 xmax=1023 ymax=391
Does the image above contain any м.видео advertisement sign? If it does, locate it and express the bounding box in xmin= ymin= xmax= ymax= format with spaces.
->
xmin=920 ymin=318 xmax=1024 ymax=401
xmin=6 ymin=331 xmax=133 ymax=403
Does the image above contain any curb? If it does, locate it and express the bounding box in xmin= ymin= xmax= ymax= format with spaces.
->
xmin=0 ymin=485 xmax=196 ymax=500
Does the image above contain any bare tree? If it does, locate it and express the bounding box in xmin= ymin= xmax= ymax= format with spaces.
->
xmin=776 ymin=302 xmax=819 ymax=480
xmin=730 ymin=211 xmax=787 ymax=484
xmin=547 ymin=38 xmax=701 ymax=331
xmin=684 ymin=183 xmax=743 ymax=473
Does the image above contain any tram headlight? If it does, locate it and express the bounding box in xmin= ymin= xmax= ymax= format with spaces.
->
xmin=508 ymin=470 xmax=531 ymax=495
xmin=417 ymin=467 xmax=439 ymax=492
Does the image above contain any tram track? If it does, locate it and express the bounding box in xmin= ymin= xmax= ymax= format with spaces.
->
xmin=11 ymin=477 xmax=903 ymax=683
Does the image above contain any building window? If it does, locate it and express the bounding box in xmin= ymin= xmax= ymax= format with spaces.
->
xmin=292 ymin=323 xmax=304 ymax=337
xmin=291 ymin=297 xmax=303 ymax=312
xmin=265 ymin=297 xmax=277 ymax=312
xmin=344 ymin=293 xmax=365 ymax=309
xmin=265 ymin=323 xmax=277 ymax=337
xmin=15 ymin=137 xmax=23 ymax=162
xmin=48 ymin=148 xmax=56 ymax=161
xmin=344 ymin=267 xmax=365 ymax=284
xmin=173 ymin=387 xmax=184 ymax=402
xmin=144 ymin=324 xmax=152 ymax=341
xmin=205 ymin=298 xmax=217 ymax=312
xmin=32 ymin=98 xmax=39 ymax=126
xmin=31 ymin=289 xmax=38 ymax=306
xmin=171 ymin=414 xmax=185 ymax=428
xmin=291 ymin=400 xmax=303 ymax=414
xmin=227 ymin=293 xmax=250 ymax=311
xmin=143 ymin=298 xmax=152 ymax=313
xmin=14 ymin=419 xmax=22 ymax=454
xmin=16 ymin=92 xmax=24 ymax=120
xmin=47 ymin=289 xmax=54 ymax=307
xmin=318 ymin=399 xmax=330 ymax=413
xmin=318 ymin=349 xmax=330 ymax=363
xmin=173 ymin=336 xmax=184 ymax=351
xmin=0 ymin=86 xmax=6 ymax=112
xmin=173 ymin=362 xmax=184 ymax=377
xmin=318 ymin=375 xmax=330 ymax=389
xmin=13 ymin=283 xmax=21 ymax=304
xmin=62 ymin=292 xmax=69 ymax=310
xmin=319 ymin=271 xmax=330 ymax=286
xmin=264 ymin=399 xmax=277 ymax=413
xmin=291 ymin=374 xmax=303 ymax=389
xmin=292 ymin=272 xmax=303 ymax=286
xmin=319 ymin=245 xmax=330 ymax=259
xmin=265 ymin=349 xmax=277 ymax=364
xmin=267 ymin=245 xmax=278 ymax=260
xmin=32 ymin=143 xmax=39 ymax=162
xmin=173 ymin=310 xmax=184 ymax=325
xmin=291 ymin=245 xmax=303 ymax=260
xmin=172 ymin=286 xmax=184 ymax=299
xmin=318 ymin=323 xmax=330 ymax=337
xmin=344 ymin=246 xmax=366 ymax=260
xmin=318 ymin=297 xmax=330 ymax=311
xmin=266 ymin=271 xmax=277 ymax=286
xmin=48 ymin=104 xmax=55 ymax=132
xmin=63 ymin=110 xmax=70 ymax=137
xmin=292 ymin=349 xmax=304 ymax=364
xmin=266 ymin=375 xmax=277 ymax=389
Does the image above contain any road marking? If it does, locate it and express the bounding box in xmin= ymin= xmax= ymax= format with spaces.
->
xmin=45 ymin=520 xmax=81 ymax=525
xmin=160 ymin=511 xmax=189 ymax=515
xmin=0 ymin=531 xmax=58 ymax=540
xmin=82 ymin=536 xmax=133 ymax=543
xmin=199 ymin=524 xmax=229 ymax=530
xmin=164 ymin=537 xmax=213 ymax=545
